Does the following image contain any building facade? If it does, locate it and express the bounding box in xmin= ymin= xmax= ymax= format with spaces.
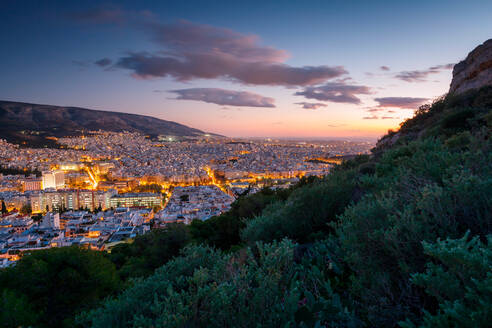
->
xmin=42 ymin=170 xmax=65 ymax=190
xmin=30 ymin=189 xmax=116 ymax=212
xmin=110 ymin=193 xmax=161 ymax=208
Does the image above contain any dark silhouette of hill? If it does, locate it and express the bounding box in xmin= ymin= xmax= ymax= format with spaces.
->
xmin=0 ymin=100 xmax=213 ymax=147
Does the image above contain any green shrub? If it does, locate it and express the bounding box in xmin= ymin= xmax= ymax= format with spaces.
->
xmin=0 ymin=246 xmax=120 ymax=328
xmin=401 ymin=233 xmax=492 ymax=328
xmin=335 ymin=136 xmax=492 ymax=326
xmin=80 ymin=239 xmax=359 ymax=328
xmin=241 ymin=169 xmax=359 ymax=244
xmin=110 ymin=223 xmax=191 ymax=280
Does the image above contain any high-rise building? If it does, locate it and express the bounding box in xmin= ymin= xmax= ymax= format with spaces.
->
xmin=42 ymin=170 xmax=65 ymax=190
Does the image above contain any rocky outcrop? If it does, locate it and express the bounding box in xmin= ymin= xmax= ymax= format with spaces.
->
xmin=450 ymin=39 xmax=492 ymax=94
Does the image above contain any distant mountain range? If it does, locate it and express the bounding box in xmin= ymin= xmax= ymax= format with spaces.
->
xmin=0 ymin=100 xmax=216 ymax=147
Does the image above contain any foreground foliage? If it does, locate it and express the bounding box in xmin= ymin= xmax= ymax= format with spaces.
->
xmin=80 ymin=240 xmax=359 ymax=328
xmin=0 ymin=247 xmax=120 ymax=328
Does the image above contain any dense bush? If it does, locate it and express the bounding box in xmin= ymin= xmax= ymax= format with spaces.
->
xmin=241 ymin=169 xmax=359 ymax=244
xmin=0 ymin=247 xmax=120 ymax=328
xmin=188 ymin=186 xmax=289 ymax=250
xmin=109 ymin=223 xmax=191 ymax=280
xmin=80 ymin=239 xmax=359 ymax=328
xmin=336 ymin=135 xmax=492 ymax=326
xmin=401 ymin=233 xmax=492 ymax=328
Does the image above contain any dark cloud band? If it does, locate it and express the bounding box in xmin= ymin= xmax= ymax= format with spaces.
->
xmin=169 ymin=88 xmax=276 ymax=108
xmin=295 ymin=82 xmax=371 ymax=104
xmin=374 ymin=97 xmax=428 ymax=109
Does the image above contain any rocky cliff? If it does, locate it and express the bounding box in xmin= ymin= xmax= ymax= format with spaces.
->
xmin=450 ymin=39 xmax=492 ymax=94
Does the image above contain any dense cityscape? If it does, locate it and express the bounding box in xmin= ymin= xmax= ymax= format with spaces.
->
xmin=0 ymin=131 xmax=372 ymax=266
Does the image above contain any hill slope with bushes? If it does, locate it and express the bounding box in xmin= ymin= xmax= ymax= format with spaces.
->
xmin=78 ymin=87 xmax=492 ymax=327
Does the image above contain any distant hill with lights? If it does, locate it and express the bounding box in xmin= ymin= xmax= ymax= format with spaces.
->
xmin=0 ymin=100 xmax=217 ymax=147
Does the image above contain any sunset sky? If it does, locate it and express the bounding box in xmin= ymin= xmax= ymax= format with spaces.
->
xmin=1 ymin=0 xmax=491 ymax=139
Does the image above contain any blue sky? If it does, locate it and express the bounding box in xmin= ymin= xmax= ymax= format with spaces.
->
xmin=1 ymin=0 xmax=491 ymax=138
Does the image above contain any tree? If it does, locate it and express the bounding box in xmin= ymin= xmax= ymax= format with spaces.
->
xmin=1 ymin=200 xmax=7 ymax=215
xmin=109 ymin=223 xmax=190 ymax=280
xmin=31 ymin=213 xmax=42 ymax=222
xmin=0 ymin=246 xmax=121 ymax=328
xmin=20 ymin=203 xmax=32 ymax=215
xmin=0 ymin=289 xmax=39 ymax=328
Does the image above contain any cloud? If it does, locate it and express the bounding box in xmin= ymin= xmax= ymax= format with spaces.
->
xmin=381 ymin=116 xmax=399 ymax=119
xmin=374 ymin=97 xmax=428 ymax=109
xmin=363 ymin=116 xmax=379 ymax=120
xmin=429 ymin=63 xmax=454 ymax=70
xmin=380 ymin=66 xmax=390 ymax=71
xmin=326 ymin=123 xmax=348 ymax=127
xmin=295 ymin=102 xmax=327 ymax=109
xmin=69 ymin=5 xmax=155 ymax=25
xmin=169 ymin=88 xmax=276 ymax=108
xmin=69 ymin=6 xmax=126 ymax=24
xmin=95 ymin=58 xmax=112 ymax=67
xmin=109 ymin=20 xmax=347 ymax=86
xmin=294 ymin=82 xmax=371 ymax=104
xmin=395 ymin=63 xmax=454 ymax=82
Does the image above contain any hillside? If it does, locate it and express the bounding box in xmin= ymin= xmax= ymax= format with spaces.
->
xmin=75 ymin=86 xmax=489 ymax=328
xmin=1 ymin=41 xmax=491 ymax=328
xmin=0 ymin=100 xmax=211 ymax=146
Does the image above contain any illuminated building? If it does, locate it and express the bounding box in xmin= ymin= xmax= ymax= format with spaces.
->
xmin=42 ymin=170 xmax=65 ymax=189
xmin=22 ymin=178 xmax=42 ymax=191
xmin=30 ymin=189 xmax=116 ymax=212
xmin=110 ymin=193 xmax=161 ymax=208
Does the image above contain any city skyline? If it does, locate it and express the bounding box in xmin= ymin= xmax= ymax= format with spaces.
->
xmin=1 ymin=0 xmax=491 ymax=138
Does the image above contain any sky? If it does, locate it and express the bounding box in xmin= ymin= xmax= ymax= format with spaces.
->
xmin=1 ymin=0 xmax=491 ymax=140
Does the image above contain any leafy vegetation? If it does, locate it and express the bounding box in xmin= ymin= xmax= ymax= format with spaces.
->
xmin=0 ymin=247 xmax=120 ymax=328
xmin=79 ymin=240 xmax=359 ymax=328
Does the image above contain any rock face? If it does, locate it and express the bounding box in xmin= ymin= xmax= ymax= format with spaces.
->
xmin=450 ymin=39 xmax=492 ymax=94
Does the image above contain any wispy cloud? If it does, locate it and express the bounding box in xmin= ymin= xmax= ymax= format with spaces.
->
xmin=374 ymin=96 xmax=428 ymax=109
xmin=395 ymin=63 xmax=454 ymax=82
xmin=69 ymin=6 xmax=127 ymax=24
xmin=69 ymin=5 xmax=154 ymax=25
xmin=294 ymin=82 xmax=371 ymax=104
xmin=295 ymin=102 xmax=327 ymax=109
xmin=380 ymin=66 xmax=390 ymax=71
xmin=169 ymin=88 xmax=276 ymax=108
xmin=95 ymin=58 xmax=112 ymax=67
